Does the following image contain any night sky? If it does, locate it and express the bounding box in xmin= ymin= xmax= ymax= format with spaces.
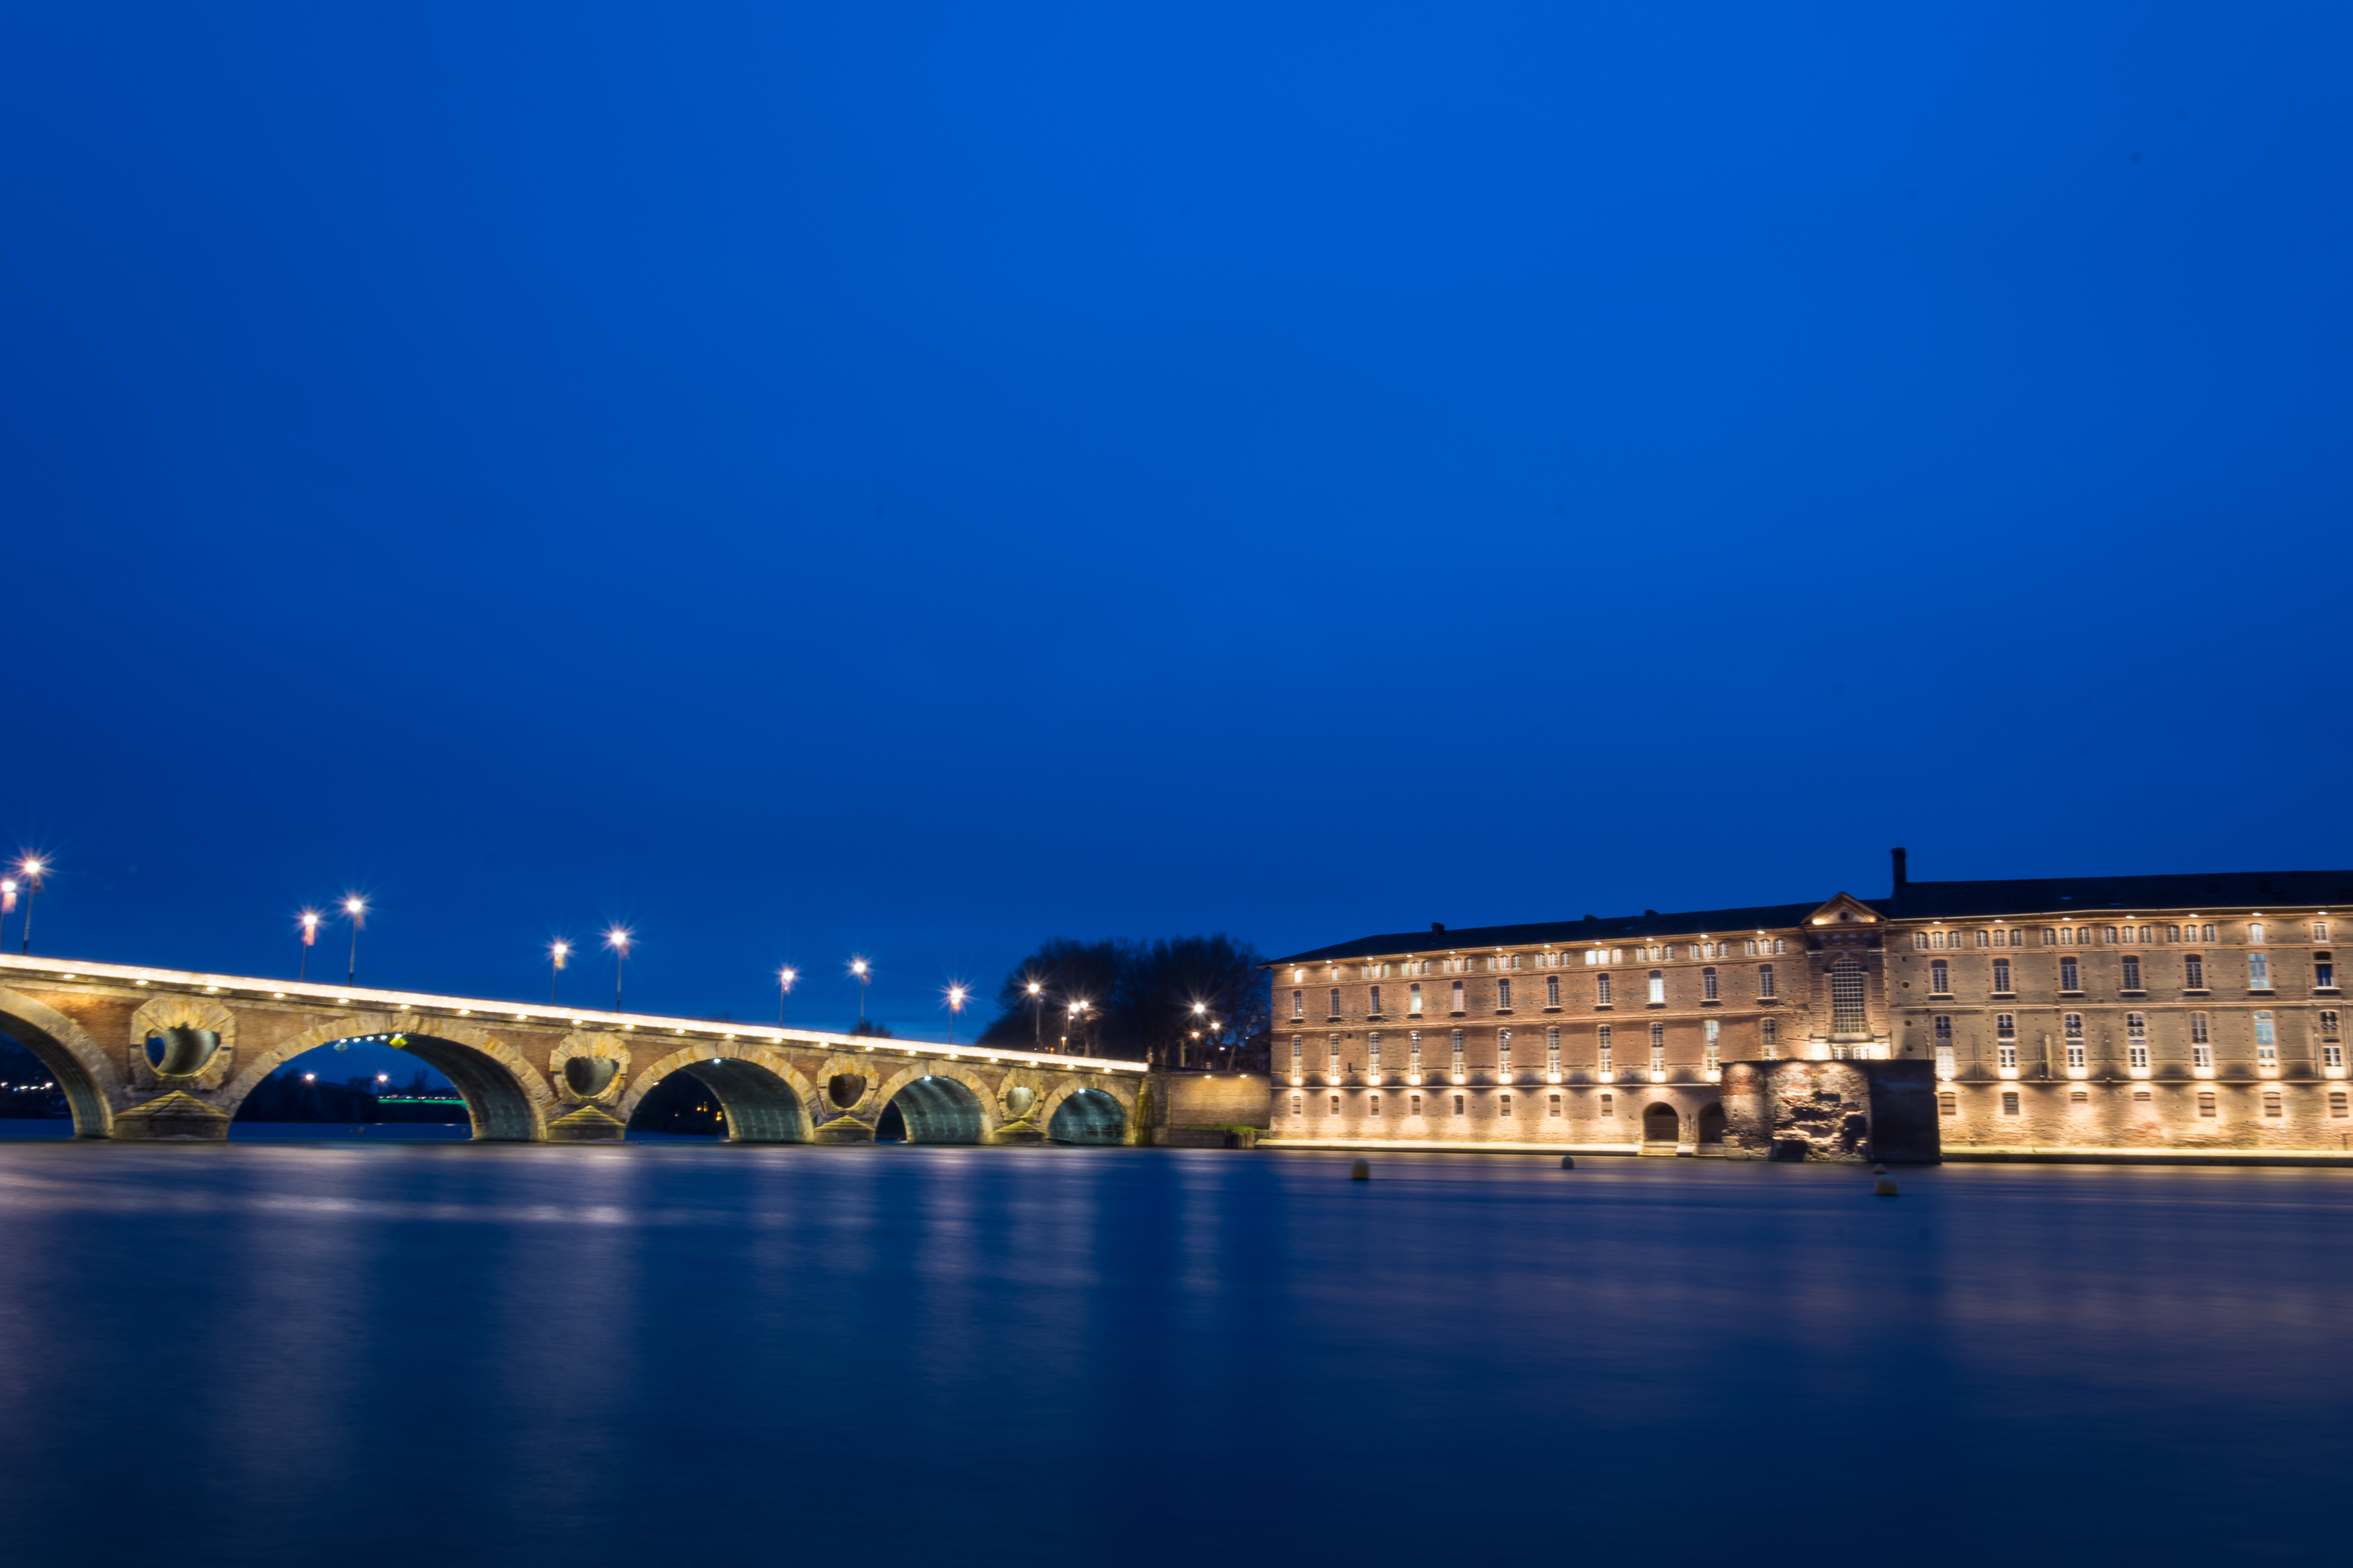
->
xmin=5 ymin=3 xmax=2348 ymax=1039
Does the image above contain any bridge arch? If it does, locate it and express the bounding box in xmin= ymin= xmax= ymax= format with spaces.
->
xmin=222 ymin=1015 xmax=552 ymax=1141
xmin=619 ymin=1045 xmax=815 ymax=1143
xmin=1046 ymin=1086 xmax=1126 ymax=1146
xmin=1035 ymin=1077 xmax=1138 ymax=1147
xmin=0 ymin=985 xmax=117 ymax=1137
xmin=871 ymin=1063 xmax=994 ymax=1145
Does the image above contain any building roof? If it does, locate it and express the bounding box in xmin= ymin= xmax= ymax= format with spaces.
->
xmin=1271 ymin=866 xmax=2353 ymax=967
xmin=1883 ymin=869 xmax=2353 ymax=921
xmin=1269 ymin=901 xmax=1837 ymax=967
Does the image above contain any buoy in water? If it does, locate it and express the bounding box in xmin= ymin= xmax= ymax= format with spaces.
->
xmin=1560 ymin=1155 xmax=1576 ymax=1169
xmin=1872 ymin=1163 xmax=1887 ymax=1175
xmin=1874 ymin=1176 xmax=1899 ymax=1196
xmin=1350 ymin=1159 xmax=1371 ymax=1182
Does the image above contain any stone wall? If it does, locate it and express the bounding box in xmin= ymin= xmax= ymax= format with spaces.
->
xmin=1153 ymin=1071 xmax=1273 ymax=1145
xmin=1718 ymin=1059 xmax=1940 ymax=1163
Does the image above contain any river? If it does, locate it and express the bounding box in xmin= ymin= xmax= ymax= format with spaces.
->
xmin=0 ymin=1135 xmax=2341 ymax=1565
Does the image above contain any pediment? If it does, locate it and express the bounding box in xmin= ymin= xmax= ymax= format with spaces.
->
xmin=1804 ymin=893 xmax=1881 ymax=927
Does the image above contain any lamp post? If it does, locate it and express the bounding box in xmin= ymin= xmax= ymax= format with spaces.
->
xmin=15 ymin=858 xmax=48 ymax=956
xmin=605 ymin=925 xmax=632 ymax=1014
xmin=342 ymin=896 xmax=366 ymax=985
xmin=1025 ymin=979 xmax=1044 ymax=1051
xmin=1067 ymin=999 xmax=1090 ymax=1057
xmin=298 ymin=909 xmax=321 ymax=981
xmin=849 ymin=958 xmax=871 ymax=1026
xmin=777 ymin=966 xmax=798 ymax=1027
xmin=549 ymin=939 xmax=571 ymax=1004
xmin=1188 ymin=1001 xmax=1209 ymax=1070
xmin=946 ymin=985 xmax=968 ymax=1048
xmin=3 ymin=879 xmax=17 ymax=954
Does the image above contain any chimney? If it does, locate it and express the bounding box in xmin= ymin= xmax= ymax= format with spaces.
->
xmin=1890 ymin=847 xmax=1909 ymax=889
xmin=1431 ymin=922 xmax=1445 ymax=933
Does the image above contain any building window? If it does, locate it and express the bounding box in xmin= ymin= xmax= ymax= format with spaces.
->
xmin=1936 ymin=1045 xmax=1956 ymax=1079
xmin=1497 ymin=978 xmax=1513 ymax=1011
xmin=1291 ymin=990 xmax=1304 ymax=1020
xmin=1599 ymin=1093 xmax=1616 ymax=1117
xmin=1548 ymin=1094 xmax=1562 ymax=1117
xmin=1774 ymin=938 xmax=1788 ymax=954
xmin=1930 ymin=960 xmax=1949 ymax=995
xmin=1368 ymin=1033 xmax=1382 ymax=1073
xmin=1368 ymin=1094 xmax=1381 ymax=1117
xmin=1451 ymin=1030 xmax=1466 ymax=1075
xmin=1760 ymin=1018 xmax=1778 ymax=1059
xmin=1647 ymin=971 xmax=1666 ymax=1005
xmin=1409 ymin=1032 xmax=1423 ymax=1075
xmin=2329 ymin=1090 xmax=2350 ymax=1118
xmin=2262 ymin=1091 xmax=2284 ymax=1118
xmin=1757 ymin=964 xmax=1776 ymax=998
xmin=1498 ymin=1029 xmax=1513 ymax=1076
xmin=1453 ymin=1094 xmax=1465 ymax=1116
xmin=1704 ymin=1019 xmax=1720 ymax=1071
xmin=1595 ymin=975 xmax=1612 ymax=1006
xmin=2060 ymin=956 xmax=2081 ymax=992
xmin=2317 ymin=954 xmax=2337 ymax=990
xmin=2064 ymin=1014 xmax=2085 ymax=1069
xmin=1368 ymin=985 xmax=1382 ymax=1016
xmin=2249 ymin=953 xmax=2272 ymax=991
xmin=2249 ymin=921 xmax=2266 ymax=945
xmin=1451 ymin=980 xmax=1465 ymax=1013
xmin=1546 ymin=1026 xmax=1561 ymax=1075
xmin=2192 ymin=1012 xmax=2212 ymax=1068
xmin=2255 ymin=1009 xmax=2277 ymax=1059
xmin=1291 ymin=1095 xmax=1302 ymax=1116
xmin=1291 ymin=1036 xmax=1302 ymax=1073
xmin=1598 ymin=1024 xmax=1613 ymax=1076
xmin=1328 ymin=1095 xmax=1340 ymax=1116
xmin=2197 ymin=1091 xmax=2217 ymax=1118
xmin=1408 ymin=982 xmax=1424 ymax=1015
xmin=1328 ymin=987 xmax=1342 ymax=1018
xmin=2323 ymin=1010 xmax=2342 ymax=1041
xmin=1992 ymin=958 xmax=2011 ymax=993
xmin=1499 ymin=1094 xmax=1513 ymax=1117
xmin=1649 ymin=1024 xmax=1666 ymax=1075
xmin=2042 ymin=927 xmax=2058 ymax=946
xmin=1831 ymin=956 xmax=1866 ymax=1036
xmin=1329 ymin=1036 xmax=1341 ymax=1075
xmin=2103 ymin=925 xmax=2119 ymax=945
xmin=2071 ymin=1089 xmax=2089 ymax=1103
xmin=2121 ymin=956 xmax=2142 ymax=991
xmin=2325 ymin=1044 xmax=2344 ymax=1070
xmin=1546 ymin=975 xmax=1561 ymax=1007
xmin=2126 ymin=1014 xmax=2149 ymax=1069
xmin=2313 ymin=921 xmax=2331 ymax=942
xmin=2184 ymin=954 xmax=2206 ymax=989
xmin=1933 ymin=1014 xmax=1954 ymax=1048
xmin=1410 ymin=1093 xmax=1423 ymax=1116
xmin=1938 ymin=1092 xmax=1958 ymax=1116
xmin=2001 ymin=1091 xmax=2020 ymax=1116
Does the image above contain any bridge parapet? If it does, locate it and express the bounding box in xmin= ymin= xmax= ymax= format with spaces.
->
xmin=0 ymin=954 xmax=1148 ymax=1147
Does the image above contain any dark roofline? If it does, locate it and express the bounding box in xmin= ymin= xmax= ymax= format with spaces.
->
xmin=1269 ymin=901 xmax=1840 ymax=967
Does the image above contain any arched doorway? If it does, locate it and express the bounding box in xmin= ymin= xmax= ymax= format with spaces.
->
xmin=1641 ymin=1102 xmax=1680 ymax=1151
xmin=879 ymin=1075 xmax=984 ymax=1145
xmin=1047 ymin=1087 xmax=1125 ymax=1146
xmin=1696 ymin=1101 xmax=1727 ymax=1150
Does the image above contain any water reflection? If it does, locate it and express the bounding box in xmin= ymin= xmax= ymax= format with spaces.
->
xmin=0 ymin=1145 xmax=2342 ymax=1565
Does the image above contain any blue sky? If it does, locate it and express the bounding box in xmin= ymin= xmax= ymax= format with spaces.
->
xmin=4 ymin=2 xmax=2348 ymax=1038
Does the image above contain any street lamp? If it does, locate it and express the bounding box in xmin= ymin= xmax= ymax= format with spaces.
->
xmin=848 ymin=957 xmax=871 ymax=1026
xmin=945 ymin=984 xmax=969 ymax=1047
xmin=342 ymin=896 xmax=367 ymax=985
xmin=0 ymin=880 xmax=13 ymax=954
xmin=1188 ymin=1000 xmax=1208 ymax=1069
xmin=14 ymin=858 xmax=48 ymax=956
xmin=298 ymin=909 xmax=321 ymax=981
xmin=1025 ymin=979 xmax=1045 ymax=1051
xmin=604 ymin=925 xmax=633 ymax=1013
xmin=777 ymin=966 xmax=798 ymax=1027
xmin=1067 ymin=998 xmax=1090 ymax=1057
xmin=549 ymin=939 xmax=571 ymax=1004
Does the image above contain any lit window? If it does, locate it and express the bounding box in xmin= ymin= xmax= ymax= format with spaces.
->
xmin=1702 ymin=967 xmax=1718 ymax=1001
xmin=1649 ymin=1023 xmax=1666 ymax=1074
xmin=2122 ymin=956 xmax=2142 ymax=990
xmin=1291 ymin=1036 xmax=1302 ymax=1073
xmin=1291 ymin=990 xmax=1304 ymax=1020
xmin=1595 ymin=975 xmax=1612 ymax=1006
xmin=1992 ymin=958 xmax=2011 ymax=993
xmin=2255 ymin=1011 xmax=2278 ymax=1063
xmin=1546 ymin=975 xmax=1560 ymax=1007
xmin=1933 ymin=1014 xmax=1954 ymax=1047
xmin=2317 ymin=954 xmax=2337 ymax=990
xmin=1497 ymin=979 xmax=1513 ymax=1011
xmin=2323 ymin=1010 xmax=2342 ymax=1041
xmin=1409 ymin=1031 xmax=1423 ymax=1075
xmin=1328 ymin=987 xmax=1341 ymax=1017
xmin=1369 ymin=985 xmax=1382 ymax=1016
xmin=2325 ymin=1044 xmax=2344 ymax=1070
xmin=2185 ymin=954 xmax=2206 ymax=989
xmin=1368 ymin=1033 xmax=1382 ymax=1073
xmin=1774 ymin=938 xmax=1788 ymax=954
xmin=1704 ymin=1019 xmax=1720 ymax=1071
xmin=2104 ymin=925 xmax=2119 ymax=945
xmin=2060 ymin=956 xmax=2080 ymax=991
xmin=1757 ymin=964 xmax=1776 ymax=998
xmin=1409 ymin=982 xmax=1423 ymax=1014
xmin=1597 ymin=1024 xmax=1613 ymax=1076
xmin=2249 ymin=953 xmax=2272 ymax=991
xmin=2192 ymin=1012 xmax=2212 ymax=1069
xmin=2249 ymin=921 xmax=2267 ymax=944
xmin=1935 ymin=1044 xmax=1955 ymax=1079
xmin=1930 ymin=960 xmax=1949 ymax=994
xmin=1975 ymin=930 xmax=1990 ymax=948
xmin=1451 ymin=981 xmax=1465 ymax=1013
xmin=1759 ymin=1018 xmax=1778 ymax=1059
xmin=1498 ymin=1028 xmax=1513 ymax=1076
xmin=1546 ymin=1026 xmax=1561 ymax=1075
xmin=1451 ymin=1030 xmax=1466 ymax=1074
xmin=1329 ymin=1036 xmax=1341 ymax=1075
xmin=2313 ymin=921 xmax=2331 ymax=942
xmin=1647 ymin=971 xmax=1666 ymax=1005
xmin=2128 ymin=1012 xmax=2149 ymax=1069
xmin=2065 ymin=1013 xmax=2085 ymax=1069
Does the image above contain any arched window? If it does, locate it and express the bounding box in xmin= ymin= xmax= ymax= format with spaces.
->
xmin=2248 ymin=922 xmax=2267 ymax=945
xmin=1757 ymin=963 xmax=1776 ymax=998
xmin=1546 ymin=974 xmax=1561 ymax=1007
xmin=1702 ymin=966 xmax=1719 ymax=1000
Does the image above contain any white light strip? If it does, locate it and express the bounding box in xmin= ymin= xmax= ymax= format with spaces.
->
xmin=0 ymin=952 xmax=1146 ymax=1072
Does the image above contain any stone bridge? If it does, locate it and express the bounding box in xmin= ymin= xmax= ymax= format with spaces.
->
xmin=0 ymin=954 xmax=1148 ymax=1145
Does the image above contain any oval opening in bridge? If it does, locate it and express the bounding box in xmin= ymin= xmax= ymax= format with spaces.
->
xmin=563 ymin=1057 xmax=617 ymax=1098
xmin=145 ymin=1028 xmax=221 ymax=1076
